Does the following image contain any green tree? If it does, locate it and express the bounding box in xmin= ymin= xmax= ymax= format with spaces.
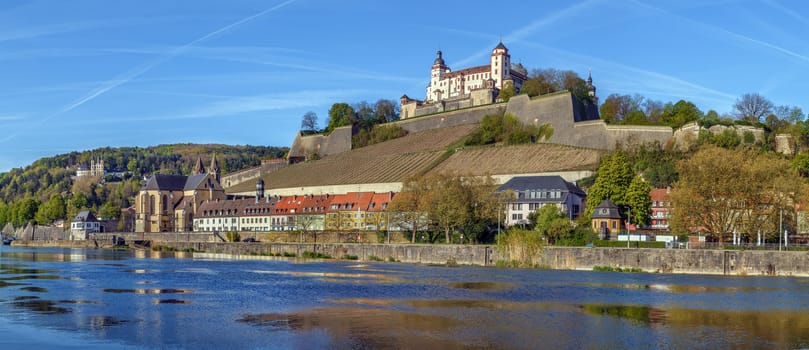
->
xmin=326 ymin=103 xmax=356 ymax=133
xmin=498 ymin=81 xmax=516 ymax=102
xmin=99 ymin=201 xmax=121 ymax=219
xmin=34 ymin=194 xmax=66 ymax=225
xmin=624 ymin=176 xmax=651 ymax=226
xmin=533 ymin=205 xmax=571 ymax=244
xmin=583 ymin=151 xmax=633 ymax=220
xmin=661 ymin=100 xmax=702 ymax=128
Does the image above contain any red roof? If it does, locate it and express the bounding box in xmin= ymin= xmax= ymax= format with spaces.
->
xmin=327 ymin=192 xmax=374 ymax=212
xmin=368 ymin=192 xmax=395 ymax=212
xmin=649 ymin=188 xmax=671 ymax=202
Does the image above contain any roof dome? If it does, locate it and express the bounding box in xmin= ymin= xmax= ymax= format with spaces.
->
xmin=433 ymin=50 xmax=445 ymax=66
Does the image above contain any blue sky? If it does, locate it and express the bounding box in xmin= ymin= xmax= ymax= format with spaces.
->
xmin=0 ymin=0 xmax=807 ymax=172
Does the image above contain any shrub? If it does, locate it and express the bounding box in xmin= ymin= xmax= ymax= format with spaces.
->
xmin=341 ymin=254 xmax=359 ymax=260
xmin=368 ymin=255 xmax=383 ymax=262
xmin=225 ymin=231 xmax=241 ymax=242
xmin=302 ymin=251 xmax=332 ymax=259
xmin=495 ymin=228 xmax=544 ymax=268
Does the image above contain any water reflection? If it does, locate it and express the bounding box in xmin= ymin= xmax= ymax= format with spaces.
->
xmin=239 ymin=307 xmax=471 ymax=349
xmin=576 ymin=282 xmax=780 ymax=293
xmin=20 ymin=286 xmax=47 ymax=293
xmin=449 ymin=281 xmax=515 ymax=291
xmin=152 ymin=299 xmax=191 ymax=305
xmin=103 ymin=288 xmax=192 ymax=294
xmin=12 ymin=299 xmax=71 ymax=314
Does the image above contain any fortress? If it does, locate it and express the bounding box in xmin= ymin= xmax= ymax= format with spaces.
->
xmin=229 ymin=42 xmax=775 ymax=196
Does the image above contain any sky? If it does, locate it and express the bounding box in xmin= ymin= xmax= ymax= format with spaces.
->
xmin=0 ymin=0 xmax=807 ymax=172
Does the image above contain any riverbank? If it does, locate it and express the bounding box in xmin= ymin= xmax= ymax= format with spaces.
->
xmin=11 ymin=240 xmax=809 ymax=277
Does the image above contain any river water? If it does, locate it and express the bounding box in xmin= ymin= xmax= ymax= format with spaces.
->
xmin=1 ymin=246 xmax=809 ymax=349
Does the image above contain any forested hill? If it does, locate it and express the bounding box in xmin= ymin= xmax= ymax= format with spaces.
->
xmin=0 ymin=143 xmax=287 ymax=205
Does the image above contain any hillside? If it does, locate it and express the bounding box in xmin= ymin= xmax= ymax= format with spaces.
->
xmin=229 ymin=125 xmax=479 ymax=192
xmin=429 ymin=143 xmax=602 ymax=176
xmin=0 ymin=144 xmax=287 ymax=205
xmin=229 ymin=124 xmax=603 ymax=194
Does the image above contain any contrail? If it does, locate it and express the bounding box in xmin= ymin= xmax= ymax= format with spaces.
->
xmin=2 ymin=0 xmax=296 ymax=142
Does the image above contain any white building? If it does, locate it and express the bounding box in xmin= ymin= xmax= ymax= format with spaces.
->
xmin=425 ymin=41 xmax=527 ymax=102
xmin=498 ymin=176 xmax=586 ymax=226
xmin=70 ymin=210 xmax=101 ymax=240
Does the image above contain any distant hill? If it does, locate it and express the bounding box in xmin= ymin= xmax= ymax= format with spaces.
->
xmin=0 ymin=143 xmax=287 ymax=205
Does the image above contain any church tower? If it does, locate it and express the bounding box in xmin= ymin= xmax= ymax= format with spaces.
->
xmin=587 ymin=71 xmax=598 ymax=106
xmin=209 ymin=153 xmax=220 ymax=183
xmin=427 ymin=50 xmax=450 ymax=101
xmin=490 ymin=41 xmax=509 ymax=89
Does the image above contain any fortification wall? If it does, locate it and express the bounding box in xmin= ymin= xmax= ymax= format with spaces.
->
xmin=221 ymin=160 xmax=289 ymax=189
xmin=506 ymin=93 xmax=673 ymax=150
xmin=394 ymin=103 xmax=505 ymax=134
xmin=672 ymin=122 xmax=767 ymax=151
xmin=287 ymin=125 xmax=353 ymax=162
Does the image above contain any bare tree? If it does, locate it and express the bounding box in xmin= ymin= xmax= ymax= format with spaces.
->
xmin=300 ymin=111 xmax=318 ymax=132
xmin=733 ymin=93 xmax=773 ymax=123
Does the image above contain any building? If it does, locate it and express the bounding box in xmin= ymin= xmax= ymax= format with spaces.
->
xmin=134 ymin=156 xmax=225 ymax=232
xmin=326 ymin=192 xmax=374 ymax=231
xmin=296 ymin=194 xmax=330 ymax=232
xmin=497 ymin=175 xmax=586 ymax=226
xmin=401 ymin=41 xmax=528 ymax=119
xmin=365 ymin=192 xmax=395 ymax=231
xmin=76 ymin=156 xmax=105 ymax=177
xmin=70 ymin=210 xmax=101 ymax=240
xmin=426 ymin=41 xmax=525 ymax=102
xmin=648 ymin=188 xmax=671 ymax=231
xmin=591 ymin=199 xmax=624 ymax=240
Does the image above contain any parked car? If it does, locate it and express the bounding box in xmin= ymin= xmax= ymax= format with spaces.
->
xmin=242 ymin=237 xmax=257 ymax=243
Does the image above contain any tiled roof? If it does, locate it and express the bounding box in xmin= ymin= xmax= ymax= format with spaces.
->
xmin=498 ymin=175 xmax=585 ymax=196
xmin=368 ymin=192 xmax=395 ymax=212
xmin=650 ymin=188 xmax=670 ymax=202
xmin=143 ymin=174 xmax=188 ymax=191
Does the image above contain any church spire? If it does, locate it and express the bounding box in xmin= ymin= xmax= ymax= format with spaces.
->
xmin=193 ymin=156 xmax=205 ymax=175
xmin=209 ymin=153 xmax=220 ymax=183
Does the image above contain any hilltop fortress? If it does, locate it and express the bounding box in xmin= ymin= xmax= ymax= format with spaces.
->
xmin=287 ymin=42 xmax=673 ymax=164
xmin=226 ymin=42 xmax=771 ymax=195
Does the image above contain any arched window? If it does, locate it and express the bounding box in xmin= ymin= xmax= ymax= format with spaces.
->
xmin=149 ymin=195 xmax=155 ymax=214
xmin=162 ymin=195 xmax=168 ymax=212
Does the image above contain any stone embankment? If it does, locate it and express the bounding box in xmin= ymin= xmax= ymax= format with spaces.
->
xmin=12 ymin=238 xmax=809 ymax=277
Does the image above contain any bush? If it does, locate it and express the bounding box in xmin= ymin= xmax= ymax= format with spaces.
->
xmin=368 ymin=255 xmax=383 ymax=262
xmin=282 ymin=252 xmax=296 ymax=257
xmin=302 ymin=251 xmax=332 ymax=259
xmin=495 ymin=228 xmax=545 ymax=268
xmin=225 ymin=231 xmax=241 ymax=242
xmin=593 ymin=265 xmax=644 ymax=273
xmin=341 ymin=254 xmax=359 ymax=260
xmin=387 ymin=256 xmax=398 ymax=262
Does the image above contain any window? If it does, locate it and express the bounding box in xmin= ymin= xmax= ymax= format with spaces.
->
xmin=511 ymin=214 xmax=523 ymax=220
xmin=529 ymin=203 xmax=540 ymax=210
xmin=612 ymin=221 xmax=617 ymax=229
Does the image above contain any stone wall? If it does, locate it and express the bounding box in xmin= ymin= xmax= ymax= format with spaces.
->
xmin=394 ymin=103 xmax=505 ymax=134
xmin=540 ymin=247 xmax=809 ymax=276
xmin=506 ymin=93 xmax=673 ymax=150
xmin=221 ymin=160 xmax=288 ymax=189
xmin=287 ymin=125 xmax=353 ymax=162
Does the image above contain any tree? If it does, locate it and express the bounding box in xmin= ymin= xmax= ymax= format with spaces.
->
xmin=583 ymin=151 xmax=633 ymax=220
xmin=34 ymin=194 xmax=66 ymax=225
xmin=734 ymin=93 xmax=774 ymax=123
xmin=99 ymin=201 xmax=121 ymax=219
xmin=388 ymin=175 xmax=430 ymax=243
xmin=326 ymin=103 xmax=355 ymax=132
xmin=498 ymin=81 xmax=516 ymax=102
xmin=670 ymin=146 xmax=807 ymax=242
xmin=533 ymin=205 xmax=571 ymax=244
xmin=300 ymin=111 xmax=318 ymax=132
xmin=373 ymin=99 xmax=399 ymax=123
xmin=624 ymin=176 xmax=651 ymax=226
xmin=599 ymin=94 xmax=642 ymax=124
xmin=661 ymin=100 xmax=702 ymax=128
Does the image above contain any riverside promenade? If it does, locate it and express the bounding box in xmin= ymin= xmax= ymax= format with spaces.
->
xmin=12 ymin=231 xmax=809 ymax=277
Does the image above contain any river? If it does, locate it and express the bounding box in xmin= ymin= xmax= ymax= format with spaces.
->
xmin=1 ymin=246 xmax=808 ymax=349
